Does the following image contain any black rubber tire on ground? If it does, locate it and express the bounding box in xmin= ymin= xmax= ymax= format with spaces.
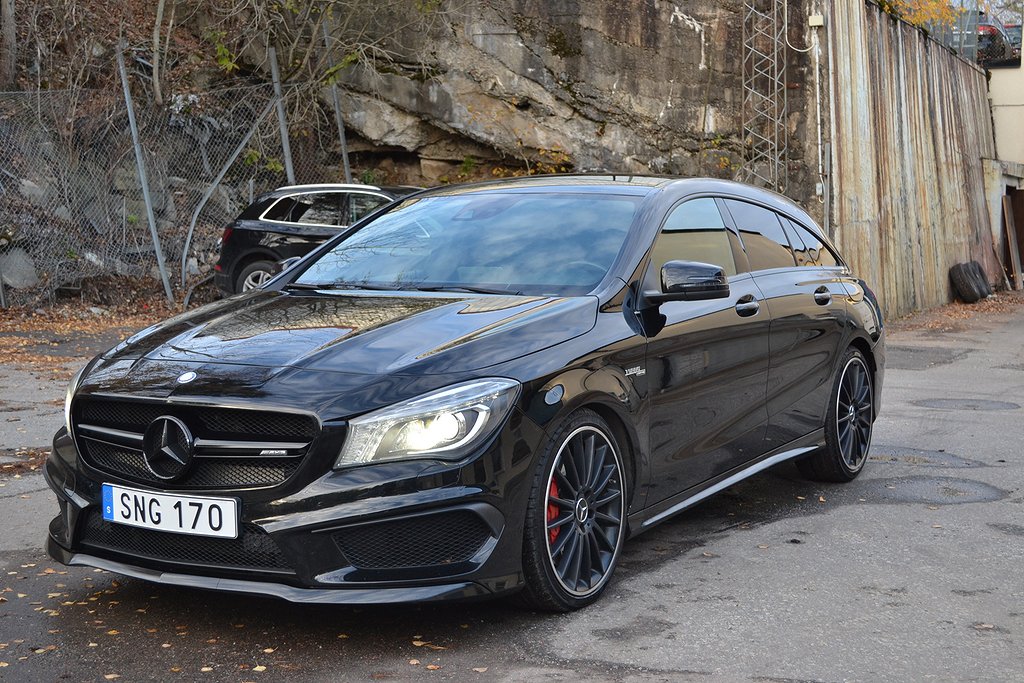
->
xmin=968 ymin=260 xmax=992 ymax=298
xmin=234 ymin=260 xmax=275 ymax=293
xmin=517 ymin=408 xmax=628 ymax=612
xmin=796 ymin=347 xmax=874 ymax=483
xmin=949 ymin=262 xmax=982 ymax=303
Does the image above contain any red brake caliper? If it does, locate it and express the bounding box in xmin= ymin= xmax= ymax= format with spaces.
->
xmin=547 ymin=479 xmax=560 ymax=544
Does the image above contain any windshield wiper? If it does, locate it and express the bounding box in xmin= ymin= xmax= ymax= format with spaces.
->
xmin=412 ymin=285 xmax=523 ymax=296
xmin=285 ymin=282 xmax=401 ymax=291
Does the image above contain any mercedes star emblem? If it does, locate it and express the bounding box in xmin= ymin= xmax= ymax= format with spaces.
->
xmin=141 ymin=416 xmax=194 ymax=481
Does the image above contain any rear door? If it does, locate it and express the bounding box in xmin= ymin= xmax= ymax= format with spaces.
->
xmin=644 ymin=198 xmax=772 ymax=504
xmin=722 ymin=199 xmax=848 ymax=449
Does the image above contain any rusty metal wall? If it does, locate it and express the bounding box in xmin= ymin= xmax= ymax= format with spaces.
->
xmin=826 ymin=0 xmax=996 ymax=318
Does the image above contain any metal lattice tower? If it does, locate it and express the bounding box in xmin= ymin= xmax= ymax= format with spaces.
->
xmin=740 ymin=0 xmax=788 ymax=192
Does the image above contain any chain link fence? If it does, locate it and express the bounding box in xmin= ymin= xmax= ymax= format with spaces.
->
xmin=0 ymin=72 xmax=340 ymax=307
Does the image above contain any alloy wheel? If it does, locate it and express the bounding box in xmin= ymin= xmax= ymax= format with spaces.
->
xmin=241 ymin=269 xmax=272 ymax=291
xmin=836 ymin=357 xmax=872 ymax=470
xmin=544 ymin=425 xmax=624 ymax=597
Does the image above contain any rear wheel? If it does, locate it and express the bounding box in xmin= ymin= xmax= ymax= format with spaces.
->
xmin=235 ymin=260 xmax=275 ymax=293
xmin=519 ymin=409 xmax=627 ymax=611
xmin=797 ymin=348 xmax=874 ymax=482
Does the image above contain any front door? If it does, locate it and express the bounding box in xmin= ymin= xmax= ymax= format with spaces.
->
xmin=644 ymin=198 xmax=772 ymax=505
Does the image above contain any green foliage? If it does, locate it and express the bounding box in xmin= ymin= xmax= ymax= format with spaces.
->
xmin=206 ymin=30 xmax=239 ymax=74
xmin=359 ymin=169 xmax=379 ymax=185
xmin=242 ymin=148 xmax=261 ymax=166
xmin=415 ymin=0 xmax=443 ymax=14
xmin=459 ymin=156 xmax=476 ymax=176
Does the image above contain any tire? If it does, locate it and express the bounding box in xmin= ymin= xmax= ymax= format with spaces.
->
xmin=518 ymin=409 xmax=627 ymax=612
xmin=235 ymin=260 xmax=275 ymax=293
xmin=797 ymin=348 xmax=874 ymax=483
xmin=968 ymin=261 xmax=992 ymax=298
xmin=949 ymin=262 xmax=982 ymax=303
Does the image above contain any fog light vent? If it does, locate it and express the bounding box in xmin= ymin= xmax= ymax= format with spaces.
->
xmin=332 ymin=510 xmax=491 ymax=570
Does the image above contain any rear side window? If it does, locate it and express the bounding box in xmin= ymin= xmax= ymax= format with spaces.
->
xmin=349 ymin=193 xmax=391 ymax=224
xmin=786 ymin=219 xmax=840 ymax=267
xmin=264 ymin=193 xmax=342 ymax=226
xmin=724 ymin=199 xmax=795 ymax=271
xmin=652 ymin=198 xmax=737 ymax=276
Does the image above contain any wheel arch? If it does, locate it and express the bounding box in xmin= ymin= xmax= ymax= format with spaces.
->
xmin=524 ymin=368 xmax=646 ymax=518
xmin=846 ymin=335 xmax=880 ymax=418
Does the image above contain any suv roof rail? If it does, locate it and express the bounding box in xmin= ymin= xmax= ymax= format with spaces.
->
xmin=276 ymin=183 xmax=382 ymax=192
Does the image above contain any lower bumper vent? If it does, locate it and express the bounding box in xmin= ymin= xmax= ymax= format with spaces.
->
xmin=79 ymin=510 xmax=290 ymax=572
xmin=332 ymin=510 xmax=491 ymax=570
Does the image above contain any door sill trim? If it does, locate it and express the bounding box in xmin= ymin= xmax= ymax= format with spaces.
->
xmin=640 ymin=443 xmax=819 ymax=529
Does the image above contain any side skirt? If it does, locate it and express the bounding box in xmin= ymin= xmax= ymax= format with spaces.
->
xmin=628 ymin=429 xmax=824 ymax=535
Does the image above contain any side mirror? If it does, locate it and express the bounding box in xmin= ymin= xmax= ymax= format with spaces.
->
xmin=272 ymin=256 xmax=302 ymax=275
xmin=647 ymin=260 xmax=730 ymax=304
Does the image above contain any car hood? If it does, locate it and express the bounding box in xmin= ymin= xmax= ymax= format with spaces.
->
xmin=101 ymin=289 xmax=598 ymax=377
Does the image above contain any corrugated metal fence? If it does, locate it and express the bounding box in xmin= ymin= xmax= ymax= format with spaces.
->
xmin=827 ymin=0 xmax=996 ymax=318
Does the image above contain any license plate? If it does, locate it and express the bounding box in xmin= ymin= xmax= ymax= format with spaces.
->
xmin=101 ymin=484 xmax=238 ymax=539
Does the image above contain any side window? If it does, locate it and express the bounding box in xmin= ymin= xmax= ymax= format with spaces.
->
xmin=652 ymin=198 xmax=737 ymax=276
xmin=262 ymin=193 xmax=343 ymax=226
xmin=781 ymin=218 xmax=813 ymax=266
xmin=788 ymin=219 xmax=840 ymax=267
xmin=349 ymin=193 xmax=391 ymax=224
xmin=724 ymin=199 xmax=796 ymax=271
xmin=292 ymin=193 xmax=342 ymax=226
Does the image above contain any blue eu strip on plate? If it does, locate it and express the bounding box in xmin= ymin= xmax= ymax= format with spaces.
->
xmin=102 ymin=484 xmax=114 ymax=520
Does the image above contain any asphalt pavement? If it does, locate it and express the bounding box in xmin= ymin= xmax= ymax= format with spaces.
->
xmin=1 ymin=300 xmax=1022 ymax=682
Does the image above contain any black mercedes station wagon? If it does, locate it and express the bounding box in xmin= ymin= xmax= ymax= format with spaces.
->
xmin=46 ymin=175 xmax=884 ymax=611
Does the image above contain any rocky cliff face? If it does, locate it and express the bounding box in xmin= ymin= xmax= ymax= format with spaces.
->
xmin=336 ymin=0 xmax=754 ymax=184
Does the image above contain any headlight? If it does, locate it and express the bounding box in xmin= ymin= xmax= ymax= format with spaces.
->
xmin=335 ymin=378 xmax=521 ymax=467
xmin=64 ymin=365 xmax=87 ymax=434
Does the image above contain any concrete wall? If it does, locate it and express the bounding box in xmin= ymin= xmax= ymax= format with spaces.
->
xmin=990 ymin=64 xmax=1024 ymax=165
xmin=826 ymin=0 xmax=997 ymax=318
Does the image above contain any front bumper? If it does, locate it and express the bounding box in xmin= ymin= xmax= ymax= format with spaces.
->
xmin=44 ymin=411 xmax=543 ymax=604
xmin=46 ymin=542 xmax=489 ymax=604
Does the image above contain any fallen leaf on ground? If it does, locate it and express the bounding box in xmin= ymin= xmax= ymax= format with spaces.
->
xmin=426 ymin=664 xmax=441 ymax=670
xmin=103 ymin=676 xmax=120 ymax=681
xmin=974 ymin=623 xmax=995 ymax=630
xmin=262 ymin=648 xmax=275 ymax=653
xmin=253 ymin=665 xmax=266 ymax=672
xmin=473 ymin=667 xmax=488 ymax=672
xmin=200 ymin=666 xmax=213 ymax=672
xmin=818 ymin=496 xmax=826 ymax=503
xmin=105 ymin=630 xmax=119 ymax=636
xmin=409 ymin=659 xmax=420 ymax=666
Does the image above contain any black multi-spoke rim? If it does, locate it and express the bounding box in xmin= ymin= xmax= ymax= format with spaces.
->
xmin=544 ymin=426 xmax=624 ymax=597
xmin=837 ymin=358 xmax=873 ymax=470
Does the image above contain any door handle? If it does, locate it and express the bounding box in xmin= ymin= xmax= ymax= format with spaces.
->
xmin=735 ymin=295 xmax=760 ymax=317
xmin=813 ymin=286 xmax=832 ymax=305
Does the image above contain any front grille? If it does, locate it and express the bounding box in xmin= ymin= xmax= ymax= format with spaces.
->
xmin=79 ymin=510 xmax=290 ymax=571
xmin=333 ymin=510 xmax=492 ymax=570
xmin=73 ymin=397 xmax=319 ymax=490
xmin=87 ymin=441 xmax=303 ymax=489
xmin=79 ymin=400 xmax=318 ymax=440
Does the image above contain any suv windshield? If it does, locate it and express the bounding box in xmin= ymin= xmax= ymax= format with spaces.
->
xmin=294 ymin=192 xmax=642 ymax=296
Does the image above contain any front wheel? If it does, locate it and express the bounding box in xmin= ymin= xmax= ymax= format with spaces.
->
xmin=797 ymin=348 xmax=875 ymax=482
xmin=519 ymin=409 xmax=627 ymax=611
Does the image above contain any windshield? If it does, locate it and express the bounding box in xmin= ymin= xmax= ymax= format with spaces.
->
xmin=293 ymin=192 xmax=642 ymax=296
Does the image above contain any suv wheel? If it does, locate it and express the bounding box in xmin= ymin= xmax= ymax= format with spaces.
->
xmin=236 ymin=260 xmax=275 ymax=293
